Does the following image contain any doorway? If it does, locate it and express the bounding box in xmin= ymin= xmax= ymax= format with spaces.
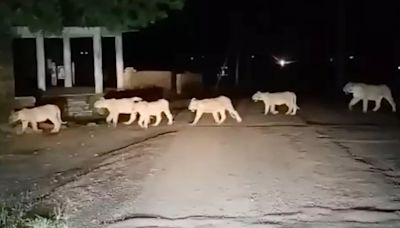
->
xmin=71 ymin=38 xmax=95 ymax=87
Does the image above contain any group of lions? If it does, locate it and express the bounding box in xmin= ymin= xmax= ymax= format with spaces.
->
xmin=8 ymin=81 xmax=397 ymax=134
xmin=91 ymin=91 xmax=301 ymax=129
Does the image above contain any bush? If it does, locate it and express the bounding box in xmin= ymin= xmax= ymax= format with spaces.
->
xmin=0 ymin=193 xmax=69 ymax=228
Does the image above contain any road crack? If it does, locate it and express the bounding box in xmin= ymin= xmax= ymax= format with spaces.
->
xmin=33 ymin=130 xmax=177 ymax=203
xmin=332 ymin=141 xmax=400 ymax=185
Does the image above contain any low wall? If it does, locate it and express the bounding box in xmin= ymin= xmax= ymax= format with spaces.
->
xmin=122 ymin=68 xmax=203 ymax=96
xmin=13 ymin=97 xmax=36 ymax=110
xmin=123 ymin=68 xmax=172 ymax=90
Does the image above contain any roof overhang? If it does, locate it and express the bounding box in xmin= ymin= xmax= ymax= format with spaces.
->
xmin=13 ymin=26 xmax=136 ymax=38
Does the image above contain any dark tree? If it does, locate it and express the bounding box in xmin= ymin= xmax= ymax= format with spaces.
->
xmin=335 ymin=0 xmax=346 ymax=93
xmin=0 ymin=0 xmax=185 ymax=121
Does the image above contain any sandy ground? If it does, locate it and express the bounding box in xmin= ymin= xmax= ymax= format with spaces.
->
xmin=1 ymin=100 xmax=400 ymax=227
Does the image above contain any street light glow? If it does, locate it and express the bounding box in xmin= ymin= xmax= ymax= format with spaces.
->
xmin=273 ymin=56 xmax=296 ymax=67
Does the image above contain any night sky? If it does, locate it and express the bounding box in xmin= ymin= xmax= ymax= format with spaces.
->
xmin=122 ymin=0 xmax=400 ymax=92
xmin=12 ymin=0 xmax=400 ymax=96
xmin=126 ymin=0 xmax=400 ymax=63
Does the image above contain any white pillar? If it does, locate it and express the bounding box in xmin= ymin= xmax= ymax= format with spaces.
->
xmin=93 ymin=28 xmax=103 ymax=93
xmin=35 ymin=33 xmax=46 ymax=91
xmin=115 ymin=33 xmax=124 ymax=90
xmin=63 ymin=36 xmax=72 ymax=87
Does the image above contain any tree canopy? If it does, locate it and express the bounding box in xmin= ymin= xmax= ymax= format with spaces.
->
xmin=0 ymin=0 xmax=185 ymax=34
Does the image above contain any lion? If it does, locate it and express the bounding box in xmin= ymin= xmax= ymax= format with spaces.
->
xmin=252 ymin=91 xmax=300 ymax=115
xmin=124 ymin=99 xmax=173 ymax=128
xmin=343 ymin=82 xmax=396 ymax=113
xmin=188 ymin=96 xmax=242 ymax=125
xmin=9 ymin=104 xmax=67 ymax=134
xmin=93 ymin=97 xmax=143 ymax=127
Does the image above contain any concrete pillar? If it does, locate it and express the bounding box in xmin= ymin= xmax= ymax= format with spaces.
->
xmin=115 ymin=33 xmax=124 ymax=90
xmin=93 ymin=28 xmax=103 ymax=93
xmin=63 ymin=36 xmax=73 ymax=87
xmin=36 ymin=32 xmax=46 ymax=91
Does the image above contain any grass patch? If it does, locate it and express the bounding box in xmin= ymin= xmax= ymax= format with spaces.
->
xmin=0 ymin=192 xmax=70 ymax=228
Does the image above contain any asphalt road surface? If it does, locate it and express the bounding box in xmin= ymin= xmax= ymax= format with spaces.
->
xmin=48 ymin=124 xmax=400 ymax=227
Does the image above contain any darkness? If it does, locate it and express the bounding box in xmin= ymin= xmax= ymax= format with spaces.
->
xmin=12 ymin=0 xmax=400 ymax=97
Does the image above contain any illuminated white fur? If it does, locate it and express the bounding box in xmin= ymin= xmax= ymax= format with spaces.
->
xmin=252 ymin=91 xmax=299 ymax=115
xmin=188 ymin=96 xmax=242 ymax=125
xmin=9 ymin=104 xmax=66 ymax=134
xmin=94 ymin=97 xmax=143 ymax=127
xmin=124 ymin=99 xmax=173 ymax=128
xmin=343 ymin=82 xmax=396 ymax=113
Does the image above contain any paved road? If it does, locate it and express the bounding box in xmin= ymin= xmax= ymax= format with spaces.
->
xmin=3 ymin=100 xmax=400 ymax=227
xmin=48 ymin=124 xmax=400 ymax=227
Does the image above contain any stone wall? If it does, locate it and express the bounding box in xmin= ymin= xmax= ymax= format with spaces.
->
xmin=123 ymin=68 xmax=172 ymax=90
xmin=13 ymin=97 xmax=36 ymax=109
xmin=0 ymin=35 xmax=15 ymax=123
xmin=122 ymin=67 xmax=203 ymax=96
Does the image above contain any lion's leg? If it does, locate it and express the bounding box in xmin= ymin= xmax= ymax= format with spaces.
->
xmin=31 ymin=121 xmax=43 ymax=133
xmin=163 ymin=110 xmax=174 ymax=125
xmin=212 ymin=112 xmax=220 ymax=124
xmin=385 ymin=96 xmax=397 ymax=112
xmin=141 ymin=115 xmax=150 ymax=129
xmin=219 ymin=110 xmax=227 ymax=124
xmin=270 ymin=105 xmax=279 ymax=114
xmin=138 ymin=118 xmax=144 ymax=128
xmin=285 ymin=104 xmax=292 ymax=115
xmin=145 ymin=116 xmax=151 ymax=128
xmin=137 ymin=114 xmax=147 ymax=129
xmin=111 ymin=113 xmax=119 ymax=127
xmin=290 ymin=106 xmax=297 ymax=115
xmin=152 ymin=113 xmax=162 ymax=126
xmin=372 ymin=98 xmax=382 ymax=112
xmin=21 ymin=121 xmax=29 ymax=133
xmin=348 ymin=97 xmax=360 ymax=111
xmin=137 ymin=116 xmax=144 ymax=128
xmin=263 ymin=101 xmax=270 ymax=115
xmin=190 ymin=111 xmax=203 ymax=126
xmin=105 ymin=113 xmax=114 ymax=126
xmin=362 ymin=99 xmax=368 ymax=113
xmin=105 ymin=114 xmax=112 ymax=123
xmin=290 ymin=103 xmax=298 ymax=115
xmin=124 ymin=112 xmax=137 ymax=125
xmin=228 ymin=108 xmax=242 ymax=122
xmin=49 ymin=117 xmax=61 ymax=133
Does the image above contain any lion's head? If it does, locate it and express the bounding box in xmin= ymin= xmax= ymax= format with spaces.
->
xmin=343 ymin=82 xmax=354 ymax=94
xmin=252 ymin=91 xmax=265 ymax=102
xmin=188 ymin=98 xmax=199 ymax=112
xmin=8 ymin=110 xmax=21 ymax=124
xmin=93 ymin=97 xmax=110 ymax=115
